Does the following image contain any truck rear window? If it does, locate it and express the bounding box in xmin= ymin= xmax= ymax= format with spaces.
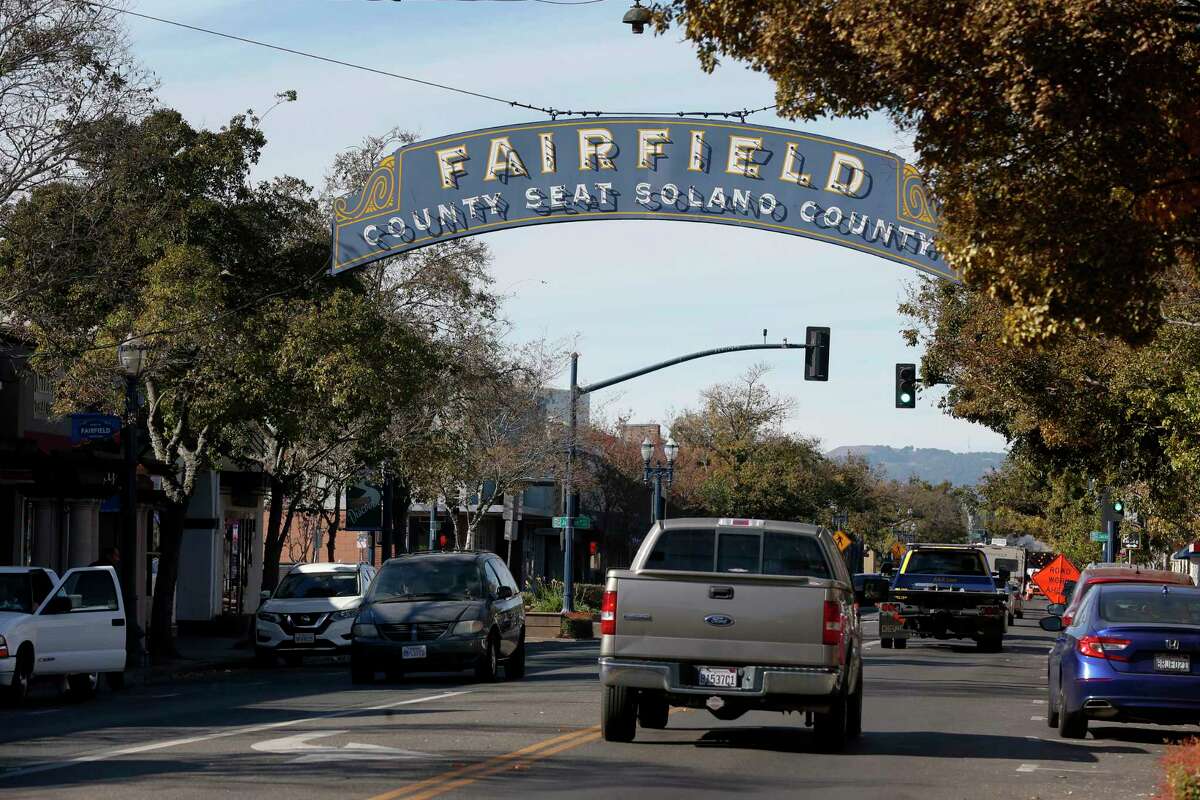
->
xmin=904 ymin=550 xmax=988 ymax=576
xmin=646 ymin=529 xmax=831 ymax=579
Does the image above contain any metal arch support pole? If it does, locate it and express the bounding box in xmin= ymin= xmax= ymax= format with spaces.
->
xmin=563 ymin=352 xmax=578 ymax=614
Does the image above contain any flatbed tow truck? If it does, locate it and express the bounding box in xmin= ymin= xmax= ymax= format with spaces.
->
xmin=878 ymin=543 xmax=1009 ymax=652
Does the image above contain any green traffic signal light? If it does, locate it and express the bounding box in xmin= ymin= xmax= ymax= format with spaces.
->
xmin=895 ymin=363 xmax=917 ymax=409
xmin=1112 ymin=500 xmax=1124 ymax=514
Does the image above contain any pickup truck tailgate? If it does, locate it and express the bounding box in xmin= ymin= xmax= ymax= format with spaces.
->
xmin=609 ymin=572 xmax=836 ymax=667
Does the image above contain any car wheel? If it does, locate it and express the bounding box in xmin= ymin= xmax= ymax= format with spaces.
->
xmin=1016 ymin=610 xmax=1024 ymax=619
xmin=893 ymin=638 xmax=907 ymax=650
xmin=474 ymin=633 xmax=499 ymax=682
xmin=505 ymin=630 xmax=526 ymax=681
xmin=601 ymin=685 xmax=637 ymax=742
xmin=105 ymin=671 xmax=125 ymax=691
xmin=637 ymin=691 xmax=669 ymax=729
xmin=814 ymin=682 xmax=850 ymax=751
xmin=254 ymin=647 xmax=275 ymax=667
xmin=1047 ymin=683 xmax=1060 ymax=728
xmin=880 ymin=638 xmax=893 ymax=649
xmin=351 ymin=657 xmax=374 ymax=685
xmin=67 ymin=673 xmax=98 ymax=700
xmin=1058 ymin=687 xmax=1088 ymax=739
xmin=1008 ymin=613 xmax=1015 ymax=626
xmin=5 ymin=646 xmax=32 ymax=706
xmin=846 ymin=664 xmax=864 ymax=738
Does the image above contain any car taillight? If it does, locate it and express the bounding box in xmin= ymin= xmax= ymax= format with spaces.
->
xmin=823 ymin=600 xmax=844 ymax=646
xmin=980 ymin=605 xmax=1002 ymax=616
xmin=0 ymin=635 xmax=7 ymax=659
xmin=1077 ymin=635 xmax=1132 ymax=662
xmin=600 ymin=590 xmax=617 ymax=636
xmin=1061 ymin=614 xmax=1073 ymax=627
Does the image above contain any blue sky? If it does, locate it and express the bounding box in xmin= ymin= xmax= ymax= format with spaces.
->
xmin=123 ymin=0 xmax=1008 ymax=454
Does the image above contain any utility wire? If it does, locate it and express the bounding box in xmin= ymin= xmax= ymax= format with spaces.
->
xmin=86 ymin=2 xmax=774 ymax=121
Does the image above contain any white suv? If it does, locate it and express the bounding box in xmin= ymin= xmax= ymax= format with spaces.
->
xmin=255 ymin=563 xmax=375 ymax=665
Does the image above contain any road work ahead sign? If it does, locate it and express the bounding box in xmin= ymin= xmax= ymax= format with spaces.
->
xmin=1031 ymin=555 xmax=1081 ymax=605
xmin=330 ymin=117 xmax=946 ymax=279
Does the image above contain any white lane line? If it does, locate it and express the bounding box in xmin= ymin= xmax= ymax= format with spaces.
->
xmin=1017 ymin=764 xmax=1038 ymax=773
xmin=864 ymin=641 xmax=880 ymax=650
xmin=1030 ymin=715 xmax=1047 ymax=721
xmin=1 ymin=690 xmax=470 ymax=780
xmin=1032 ymin=699 xmax=1046 ymax=704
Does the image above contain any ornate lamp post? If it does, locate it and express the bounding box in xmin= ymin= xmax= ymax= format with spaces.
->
xmin=117 ymin=336 xmax=145 ymax=662
xmin=641 ymin=437 xmax=678 ymax=522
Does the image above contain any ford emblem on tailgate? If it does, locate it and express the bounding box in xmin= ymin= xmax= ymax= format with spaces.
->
xmin=704 ymin=614 xmax=734 ymax=627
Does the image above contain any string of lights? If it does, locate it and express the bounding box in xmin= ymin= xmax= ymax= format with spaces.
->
xmin=84 ymin=2 xmax=775 ymax=122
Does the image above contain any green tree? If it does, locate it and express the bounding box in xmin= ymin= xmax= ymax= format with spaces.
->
xmin=659 ymin=0 xmax=1200 ymax=345
xmin=0 ymin=109 xmax=366 ymax=660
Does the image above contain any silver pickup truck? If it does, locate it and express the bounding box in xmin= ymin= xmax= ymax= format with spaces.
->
xmin=599 ymin=517 xmax=863 ymax=749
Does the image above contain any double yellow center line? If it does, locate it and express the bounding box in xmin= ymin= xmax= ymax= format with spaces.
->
xmin=366 ymin=725 xmax=603 ymax=800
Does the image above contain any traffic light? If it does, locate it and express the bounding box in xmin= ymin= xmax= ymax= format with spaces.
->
xmin=1112 ymin=499 xmax=1125 ymax=516
xmin=804 ymin=326 xmax=830 ymax=381
xmin=895 ymin=363 xmax=917 ymax=409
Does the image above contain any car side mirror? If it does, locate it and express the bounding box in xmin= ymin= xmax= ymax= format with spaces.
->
xmin=496 ymin=586 xmax=513 ymax=600
xmin=1046 ymin=602 xmax=1066 ymax=616
xmin=42 ymin=595 xmax=74 ymax=615
xmin=260 ymin=590 xmax=271 ymax=601
xmin=1039 ymin=616 xmax=1064 ymax=633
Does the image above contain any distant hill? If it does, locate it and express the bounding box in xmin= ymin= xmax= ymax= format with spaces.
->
xmin=827 ymin=445 xmax=1006 ymax=487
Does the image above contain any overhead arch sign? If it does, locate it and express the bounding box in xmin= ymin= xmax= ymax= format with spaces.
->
xmin=330 ymin=117 xmax=947 ymax=279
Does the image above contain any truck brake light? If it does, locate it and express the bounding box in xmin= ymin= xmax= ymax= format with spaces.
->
xmin=600 ymin=590 xmax=617 ymax=636
xmin=823 ymin=601 xmax=843 ymax=646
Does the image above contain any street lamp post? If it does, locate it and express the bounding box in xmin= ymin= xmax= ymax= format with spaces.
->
xmin=117 ymin=336 xmax=145 ymax=663
xmin=641 ymin=437 xmax=678 ymax=522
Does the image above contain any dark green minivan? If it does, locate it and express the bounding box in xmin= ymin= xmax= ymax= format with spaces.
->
xmin=350 ymin=552 xmax=526 ymax=684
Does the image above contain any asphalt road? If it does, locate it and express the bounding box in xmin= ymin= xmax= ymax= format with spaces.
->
xmin=0 ymin=604 xmax=1190 ymax=800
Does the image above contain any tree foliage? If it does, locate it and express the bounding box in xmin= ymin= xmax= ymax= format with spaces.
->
xmin=660 ymin=0 xmax=1200 ymax=344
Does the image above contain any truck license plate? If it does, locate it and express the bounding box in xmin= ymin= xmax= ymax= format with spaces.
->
xmin=696 ymin=667 xmax=738 ymax=688
xmin=402 ymin=645 xmax=427 ymax=660
xmin=294 ymin=633 xmax=315 ymax=644
xmin=1155 ymin=654 xmax=1191 ymax=673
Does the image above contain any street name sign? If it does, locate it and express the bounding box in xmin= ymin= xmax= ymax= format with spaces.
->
xmin=1090 ymin=530 xmax=1109 ymax=542
xmin=552 ymin=515 xmax=591 ymax=529
xmin=331 ymin=118 xmax=946 ymax=280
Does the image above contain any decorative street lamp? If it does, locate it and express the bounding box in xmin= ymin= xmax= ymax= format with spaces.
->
xmin=622 ymin=0 xmax=652 ymax=34
xmin=642 ymin=437 xmax=677 ymax=523
xmin=117 ymin=336 xmax=145 ymax=665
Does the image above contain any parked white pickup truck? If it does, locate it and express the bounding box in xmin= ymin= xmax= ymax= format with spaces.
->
xmin=599 ymin=518 xmax=863 ymax=749
xmin=0 ymin=566 xmax=128 ymax=703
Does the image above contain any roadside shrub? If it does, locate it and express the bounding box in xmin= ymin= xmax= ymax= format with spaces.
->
xmin=1159 ymin=738 xmax=1200 ymax=800
xmin=521 ymin=578 xmax=599 ymax=613
xmin=561 ymin=611 xmax=595 ymax=639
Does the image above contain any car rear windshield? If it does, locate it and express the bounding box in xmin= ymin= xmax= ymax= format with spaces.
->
xmin=371 ymin=559 xmax=483 ymax=601
xmin=645 ymin=529 xmax=831 ymax=579
xmin=274 ymin=572 xmax=359 ymax=599
xmin=1099 ymin=590 xmax=1200 ymax=624
xmin=0 ymin=574 xmax=32 ymax=613
xmin=904 ymin=550 xmax=988 ymax=576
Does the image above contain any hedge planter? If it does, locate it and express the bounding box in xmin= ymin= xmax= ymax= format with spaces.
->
xmin=525 ymin=611 xmax=562 ymax=640
xmin=561 ymin=612 xmax=596 ymax=640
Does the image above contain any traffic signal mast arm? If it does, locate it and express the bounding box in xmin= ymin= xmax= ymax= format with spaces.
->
xmin=577 ymin=337 xmax=826 ymax=396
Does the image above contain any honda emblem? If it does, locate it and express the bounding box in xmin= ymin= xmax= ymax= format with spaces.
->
xmin=1166 ymin=639 xmax=1181 ymax=650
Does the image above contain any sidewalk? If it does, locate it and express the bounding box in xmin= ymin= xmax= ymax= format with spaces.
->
xmin=130 ymin=633 xmax=256 ymax=686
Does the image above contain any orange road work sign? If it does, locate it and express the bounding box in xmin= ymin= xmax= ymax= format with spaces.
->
xmin=1031 ymin=555 xmax=1081 ymax=605
xmin=891 ymin=542 xmax=905 ymax=561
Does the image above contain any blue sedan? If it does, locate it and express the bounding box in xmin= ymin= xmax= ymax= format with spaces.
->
xmin=1043 ymin=583 xmax=1200 ymax=739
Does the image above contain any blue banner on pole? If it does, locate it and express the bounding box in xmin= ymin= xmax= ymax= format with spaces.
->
xmin=330 ymin=117 xmax=946 ymax=279
xmin=70 ymin=413 xmax=122 ymax=445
